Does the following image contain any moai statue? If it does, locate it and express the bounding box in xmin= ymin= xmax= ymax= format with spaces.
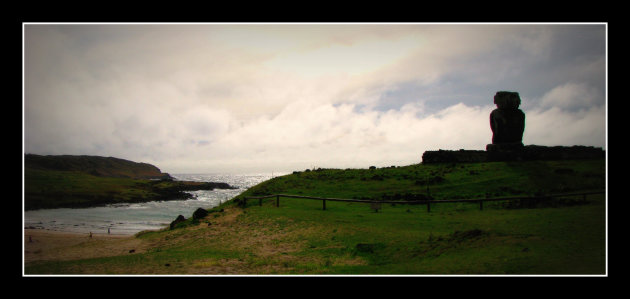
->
xmin=487 ymin=91 xmax=525 ymax=152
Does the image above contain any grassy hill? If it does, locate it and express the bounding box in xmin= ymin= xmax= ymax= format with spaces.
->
xmin=24 ymin=155 xmax=234 ymax=210
xmin=25 ymin=154 xmax=171 ymax=179
xmin=235 ymin=159 xmax=605 ymax=202
xmin=24 ymin=158 xmax=606 ymax=275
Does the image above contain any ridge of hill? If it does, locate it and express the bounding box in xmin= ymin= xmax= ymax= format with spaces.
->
xmin=25 ymin=154 xmax=172 ymax=180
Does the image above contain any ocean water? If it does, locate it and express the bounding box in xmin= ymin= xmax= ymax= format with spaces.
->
xmin=24 ymin=173 xmax=278 ymax=235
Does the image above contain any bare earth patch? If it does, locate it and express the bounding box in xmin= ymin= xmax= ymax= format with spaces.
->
xmin=24 ymin=229 xmax=146 ymax=264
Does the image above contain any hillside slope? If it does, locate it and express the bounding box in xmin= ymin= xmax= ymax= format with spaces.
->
xmin=234 ymin=159 xmax=606 ymax=203
xmin=25 ymin=154 xmax=171 ymax=180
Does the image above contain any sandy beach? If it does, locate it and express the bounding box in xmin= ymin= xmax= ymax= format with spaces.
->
xmin=24 ymin=229 xmax=148 ymax=264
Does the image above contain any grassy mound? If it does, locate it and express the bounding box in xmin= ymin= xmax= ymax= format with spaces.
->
xmin=234 ymin=159 xmax=605 ymax=203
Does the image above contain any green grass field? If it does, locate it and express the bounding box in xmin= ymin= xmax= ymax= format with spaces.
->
xmin=24 ymin=159 xmax=606 ymax=275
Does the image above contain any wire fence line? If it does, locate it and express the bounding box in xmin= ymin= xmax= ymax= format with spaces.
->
xmin=243 ymin=190 xmax=605 ymax=212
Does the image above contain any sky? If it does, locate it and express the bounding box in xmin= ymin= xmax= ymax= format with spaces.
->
xmin=23 ymin=23 xmax=607 ymax=174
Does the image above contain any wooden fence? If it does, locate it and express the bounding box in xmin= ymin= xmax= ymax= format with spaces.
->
xmin=243 ymin=190 xmax=605 ymax=212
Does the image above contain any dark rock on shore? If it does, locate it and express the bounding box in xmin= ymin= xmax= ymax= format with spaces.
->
xmin=168 ymin=181 xmax=236 ymax=191
xmin=192 ymin=208 xmax=209 ymax=220
xmin=170 ymin=215 xmax=186 ymax=230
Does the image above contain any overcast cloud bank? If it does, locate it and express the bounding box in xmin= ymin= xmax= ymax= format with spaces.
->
xmin=24 ymin=24 xmax=606 ymax=174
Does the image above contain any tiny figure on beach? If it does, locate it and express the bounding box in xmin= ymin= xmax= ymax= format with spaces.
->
xmin=89 ymin=231 xmax=92 ymax=238
xmin=29 ymin=235 xmax=32 ymax=243
xmin=108 ymin=227 xmax=110 ymax=234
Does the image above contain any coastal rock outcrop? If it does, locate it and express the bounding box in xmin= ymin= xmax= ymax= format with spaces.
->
xmin=192 ymin=208 xmax=209 ymax=220
xmin=170 ymin=215 xmax=186 ymax=230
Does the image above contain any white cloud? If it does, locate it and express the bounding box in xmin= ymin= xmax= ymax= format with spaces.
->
xmin=523 ymin=105 xmax=605 ymax=147
xmin=23 ymin=24 xmax=607 ymax=174
xmin=538 ymin=82 xmax=603 ymax=110
xmin=151 ymin=101 xmax=496 ymax=173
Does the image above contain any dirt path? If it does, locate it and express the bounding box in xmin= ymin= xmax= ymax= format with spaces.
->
xmin=24 ymin=229 xmax=148 ymax=264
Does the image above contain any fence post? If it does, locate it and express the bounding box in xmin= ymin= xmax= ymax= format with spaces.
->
xmin=427 ymin=202 xmax=431 ymax=213
xmin=479 ymin=200 xmax=483 ymax=211
xmin=323 ymin=199 xmax=326 ymax=210
xmin=276 ymin=195 xmax=280 ymax=207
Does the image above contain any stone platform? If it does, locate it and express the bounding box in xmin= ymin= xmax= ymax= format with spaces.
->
xmin=421 ymin=145 xmax=605 ymax=164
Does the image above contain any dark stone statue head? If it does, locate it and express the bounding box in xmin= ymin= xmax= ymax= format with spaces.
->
xmin=490 ymin=91 xmax=525 ymax=145
xmin=494 ymin=91 xmax=521 ymax=110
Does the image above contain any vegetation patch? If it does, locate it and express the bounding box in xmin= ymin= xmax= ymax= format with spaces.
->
xmin=25 ymin=159 xmax=605 ymax=275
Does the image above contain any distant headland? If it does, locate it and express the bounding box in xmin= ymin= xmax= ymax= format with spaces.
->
xmin=24 ymin=154 xmax=235 ymax=210
xmin=25 ymin=154 xmax=173 ymax=180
